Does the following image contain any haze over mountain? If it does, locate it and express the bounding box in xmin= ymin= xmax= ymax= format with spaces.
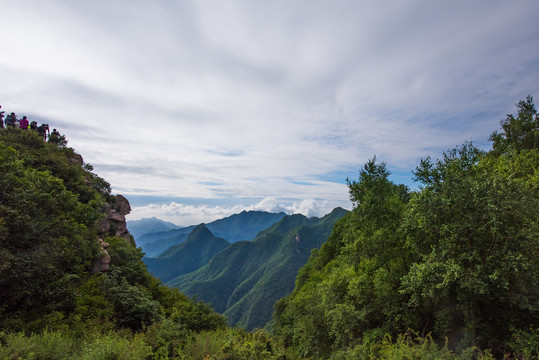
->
xmin=168 ymin=207 xmax=347 ymax=330
xmin=127 ymin=217 xmax=180 ymax=240
xmin=134 ymin=226 xmax=195 ymax=257
xmin=205 ymin=210 xmax=287 ymax=243
xmin=144 ymin=224 xmax=230 ymax=283
xmin=132 ymin=210 xmax=286 ymax=258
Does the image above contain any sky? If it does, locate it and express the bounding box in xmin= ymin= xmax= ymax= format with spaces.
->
xmin=1 ymin=1 xmax=539 ymax=226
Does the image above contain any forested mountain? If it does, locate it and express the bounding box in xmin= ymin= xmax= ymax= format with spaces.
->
xmin=144 ymin=224 xmax=230 ymax=282
xmin=127 ymin=217 xmax=180 ymax=240
xmin=136 ymin=210 xmax=286 ymax=257
xmin=273 ymin=96 xmax=539 ymax=358
xmin=169 ymin=208 xmax=347 ymax=330
xmin=0 ymin=127 xmax=293 ymax=359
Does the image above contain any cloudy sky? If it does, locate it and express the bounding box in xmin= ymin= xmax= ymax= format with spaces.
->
xmin=1 ymin=1 xmax=538 ymax=226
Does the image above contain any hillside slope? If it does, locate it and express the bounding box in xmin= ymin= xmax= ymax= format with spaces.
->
xmin=137 ymin=226 xmax=195 ymax=257
xmin=0 ymin=127 xmax=226 ymax=334
xmin=144 ymin=224 xmax=230 ymax=282
xmin=273 ymin=97 xmax=539 ymax=359
xmin=206 ymin=210 xmax=286 ymax=243
xmin=168 ymin=207 xmax=347 ymax=330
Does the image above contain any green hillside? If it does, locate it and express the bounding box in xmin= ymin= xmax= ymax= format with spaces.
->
xmin=138 ymin=226 xmax=195 ymax=257
xmin=273 ymin=96 xmax=539 ymax=359
xmin=168 ymin=208 xmax=347 ymax=330
xmin=0 ymin=128 xmax=294 ymax=359
xmin=144 ymin=224 xmax=230 ymax=282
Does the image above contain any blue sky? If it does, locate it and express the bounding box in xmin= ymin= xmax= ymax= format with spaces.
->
xmin=1 ymin=1 xmax=539 ymax=226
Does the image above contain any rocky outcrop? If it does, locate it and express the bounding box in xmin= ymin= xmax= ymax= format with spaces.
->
xmin=97 ymin=194 xmax=133 ymax=244
xmin=93 ymin=194 xmax=134 ymax=273
xmin=68 ymin=152 xmax=84 ymax=166
xmin=92 ymin=238 xmax=111 ymax=273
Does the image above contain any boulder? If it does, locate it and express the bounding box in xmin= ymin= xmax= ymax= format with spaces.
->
xmin=96 ymin=194 xmax=135 ymax=246
xmin=114 ymin=194 xmax=131 ymax=216
xmin=92 ymin=238 xmax=111 ymax=273
xmin=69 ymin=152 xmax=84 ymax=166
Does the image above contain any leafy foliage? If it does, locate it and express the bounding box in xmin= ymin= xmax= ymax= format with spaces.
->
xmin=274 ymin=160 xmax=411 ymax=358
xmin=490 ymin=95 xmax=539 ymax=155
xmin=402 ymin=143 xmax=539 ymax=352
xmin=170 ymin=209 xmax=347 ymax=331
xmin=0 ymin=141 xmax=101 ymax=329
xmin=274 ymin=97 xmax=539 ymax=358
xmin=0 ymin=128 xmax=227 ymax=339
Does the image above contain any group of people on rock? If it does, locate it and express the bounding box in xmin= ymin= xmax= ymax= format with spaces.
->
xmin=0 ymin=104 xmax=61 ymax=142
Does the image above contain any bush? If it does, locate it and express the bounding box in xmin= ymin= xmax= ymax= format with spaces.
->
xmin=330 ymin=333 xmax=494 ymax=360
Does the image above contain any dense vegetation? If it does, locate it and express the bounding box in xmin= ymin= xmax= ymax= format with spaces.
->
xmin=274 ymin=96 xmax=539 ymax=358
xmin=0 ymin=96 xmax=537 ymax=359
xmin=170 ymin=209 xmax=347 ymax=330
xmin=0 ymin=128 xmax=292 ymax=359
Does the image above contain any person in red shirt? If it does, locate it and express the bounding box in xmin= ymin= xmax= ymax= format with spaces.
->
xmin=19 ymin=116 xmax=29 ymax=130
xmin=0 ymin=105 xmax=5 ymax=128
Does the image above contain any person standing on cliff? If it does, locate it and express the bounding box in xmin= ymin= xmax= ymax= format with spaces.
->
xmin=37 ymin=123 xmax=50 ymax=140
xmin=5 ymin=112 xmax=17 ymax=127
xmin=0 ymin=105 xmax=4 ymax=128
xmin=19 ymin=116 xmax=29 ymax=130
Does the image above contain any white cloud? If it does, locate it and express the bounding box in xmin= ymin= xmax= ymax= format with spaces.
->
xmin=1 ymin=1 xmax=539 ymax=224
xmin=127 ymin=196 xmax=350 ymax=226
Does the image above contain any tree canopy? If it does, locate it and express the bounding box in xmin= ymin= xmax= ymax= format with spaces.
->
xmin=274 ymin=97 xmax=539 ymax=358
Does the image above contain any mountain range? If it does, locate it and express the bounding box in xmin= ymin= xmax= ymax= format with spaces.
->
xmin=129 ymin=210 xmax=286 ymax=258
xmin=144 ymin=224 xmax=230 ymax=283
xmin=168 ymin=207 xmax=347 ymax=330
xmin=126 ymin=217 xmax=179 ymax=240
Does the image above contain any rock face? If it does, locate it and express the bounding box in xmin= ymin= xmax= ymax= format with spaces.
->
xmin=92 ymin=238 xmax=111 ymax=273
xmin=68 ymin=152 xmax=84 ymax=166
xmin=97 ymin=194 xmax=133 ymax=244
xmin=93 ymin=194 xmax=134 ymax=273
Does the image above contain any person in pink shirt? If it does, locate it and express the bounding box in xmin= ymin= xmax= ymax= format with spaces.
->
xmin=0 ymin=105 xmax=4 ymax=128
xmin=19 ymin=116 xmax=29 ymax=130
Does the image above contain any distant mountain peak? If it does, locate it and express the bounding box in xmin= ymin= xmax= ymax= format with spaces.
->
xmin=188 ymin=223 xmax=215 ymax=241
xmin=169 ymin=207 xmax=347 ymax=330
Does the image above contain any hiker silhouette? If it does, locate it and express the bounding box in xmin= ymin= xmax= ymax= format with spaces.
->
xmin=37 ymin=123 xmax=50 ymax=140
xmin=19 ymin=116 xmax=29 ymax=130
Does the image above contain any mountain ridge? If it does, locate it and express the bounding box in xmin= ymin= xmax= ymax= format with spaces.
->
xmin=168 ymin=207 xmax=347 ymax=330
xmin=135 ymin=210 xmax=286 ymax=257
xmin=127 ymin=217 xmax=180 ymax=240
xmin=144 ymin=224 xmax=230 ymax=283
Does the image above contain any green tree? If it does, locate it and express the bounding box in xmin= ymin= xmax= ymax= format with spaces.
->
xmin=275 ymin=158 xmax=412 ymax=358
xmin=402 ymin=142 xmax=539 ymax=353
xmin=490 ymin=95 xmax=539 ymax=154
xmin=0 ymin=144 xmax=100 ymax=329
xmin=275 ymin=97 xmax=539 ymax=358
